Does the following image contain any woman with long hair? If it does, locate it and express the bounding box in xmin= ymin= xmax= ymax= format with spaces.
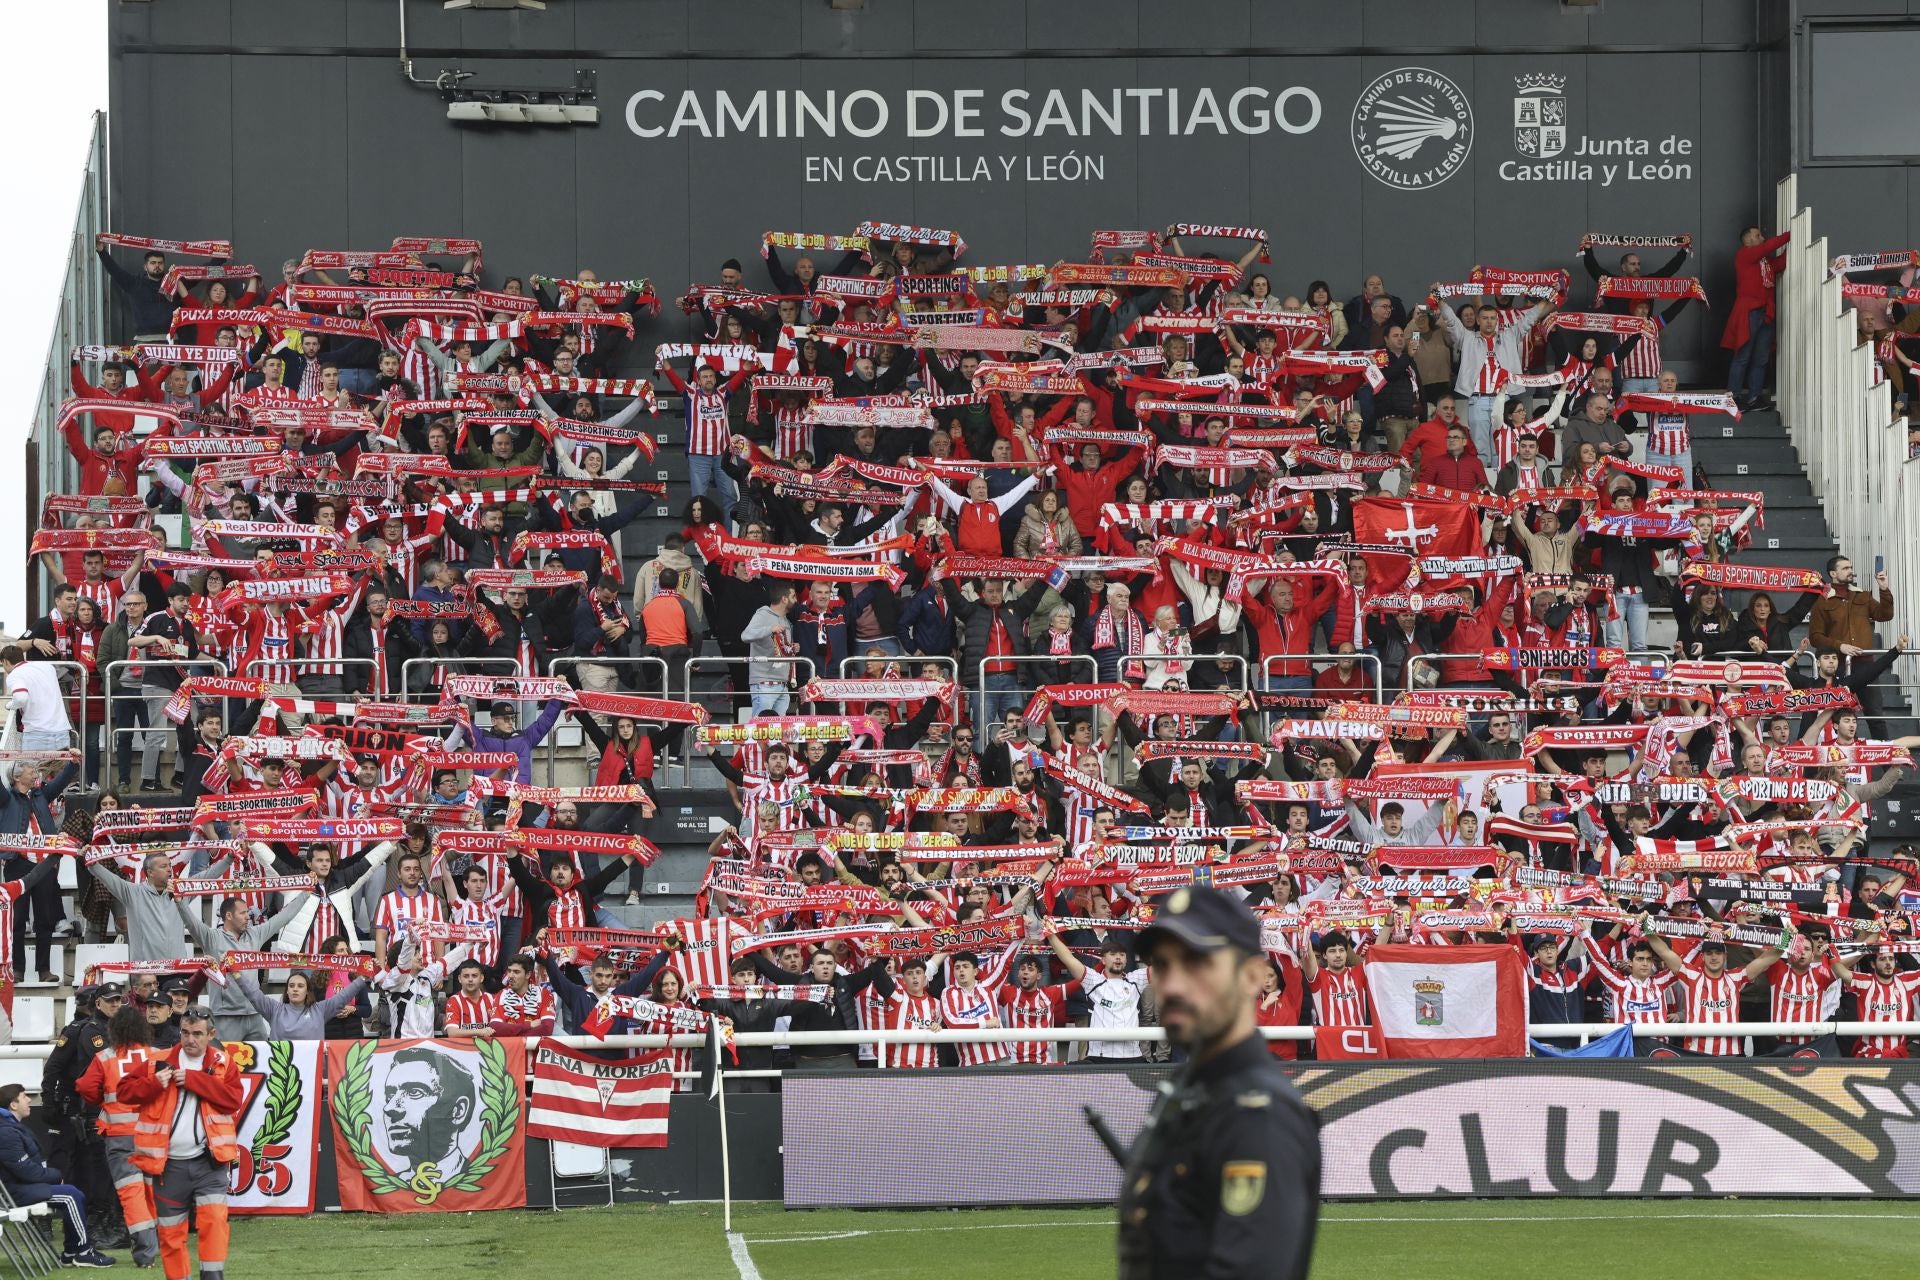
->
xmin=680 ymin=494 xmax=725 ymax=550
xmin=410 ymin=619 xmax=477 ymax=699
xmin=1729 ymin=590 xmax=1815 ymax=657
xmin=1012 ymin=488 xmax=1083 ymax=560
xmin=232 ymin=966 xmax=369 ymax=1040
xmin=640 ymin=967 xmax=705 ymax=1092
xmin=1672 ymin=581 xmax=1739 ymax=659
xmin=568 ymin=710 xmax=670 ymax=906
xmin=168 ymin=273 xmax=260 ymax=345
xmin=1566 ymin=439 xmax=1606 ymax=487
xmin=1305 ymin=279 xmax=1348 ymax=348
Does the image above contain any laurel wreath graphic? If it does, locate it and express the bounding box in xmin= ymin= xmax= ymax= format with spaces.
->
xmin=250 ymin=1040 xmax=302 ymax=1160
xmin=446 ymin=1037 xmax=517 ymax=1195
xmin=335 ymin=1039 xmax=408 ymax=1196
xmin=333 ymin=1038 xmax=518 ymax=1203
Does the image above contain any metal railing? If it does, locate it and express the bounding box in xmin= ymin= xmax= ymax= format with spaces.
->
xmin=1775 ymin=171 xmax=1920 ymax=701
xmin=836 ymin=654 xmax=959 ymax=684
xmin=987 ymin=653 xmax=1098 ymax=695
xmin=399 ymin=655 xmax=522 ymax=703
xmin=1131 ymin=650 xmax=1248 ymax=691
xmin=686 ymin=655 xmax=816 ymax=707
xmin=0 ymin=1019 xmax=1910 ymax=1068
xmin=548 ymin=655 xmax=672 ymax=786
xmin=1263 ymin=652 xmax=1385 ymax=704
xmin=245 ymin=656 xmax=374 ymax=690
xmin=685 ymin=656 xmax=818 ymax=787
xmin=102 ymin=657 xmax=225 ymax=790
xmin=28 ymin=112 xmax=109 ymax=624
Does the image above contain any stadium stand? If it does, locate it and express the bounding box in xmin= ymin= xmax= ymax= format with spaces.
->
xmin=19 ymin=211 xmax=1917 ymax=1041
xmin=12 ymin=184 xmax=1920 ymax=1238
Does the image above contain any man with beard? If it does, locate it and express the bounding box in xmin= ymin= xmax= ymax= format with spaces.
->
xmin=1847 ymin=944 xmax=1920 ymax=1058
xmin=996 ymin=953 xmax=1079 ymax=1065
xmin=1115 ymin=886 xmax=1319 ymax=1280
xmin=696 ymin=957 xmax=816 ymax=1091
xmin=745 ymin=943 xmax=889 ymax=1073
xmin=542 ymin=943 xmax=678 ymax=1042
xmin=1044 ymin=928 xmax=1150 ymax=1063
xmin=506 ymin=848 xmax=641 ymax=939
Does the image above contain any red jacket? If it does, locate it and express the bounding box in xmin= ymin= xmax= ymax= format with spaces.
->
xmin=595 ymin=733 xmax=654 ymax=786
xmin=1398 ymin=413 xmax=1476 ymax=470
xmin=1436 ymin=574 xmax=1517 ymax=685
xmin=61 ymin=422 xmax=145 ymax=495
xmin=1047 ymin=444 xmax=1146 ymax=537
xmin=1241 ymin=578 xmax=1336 ymax=679
xmin=1416 ymin=450 xmax=1490 ymax=492
xmin=1721 ymin=232 xmax=1791 ymax=349
xmin=1313 ymin=660 xmax=1374 ymax=703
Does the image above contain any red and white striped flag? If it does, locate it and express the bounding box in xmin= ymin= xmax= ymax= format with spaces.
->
xmin=526 ymin=1043 xmax=671 ymax=1148
xmin=663 ymin=917 xmax=740 ymax=990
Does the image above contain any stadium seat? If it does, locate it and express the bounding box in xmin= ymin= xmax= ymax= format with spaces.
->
xmin=71 ymin=944 xmax=124 ymax=987
xmin=9 ymin=999 xmax=53 ymax=1045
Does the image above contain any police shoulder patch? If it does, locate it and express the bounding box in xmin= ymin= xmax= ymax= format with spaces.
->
xmin=52 ymin=1037 xmax=65 ymax=1048
xmin=1221 ymin=1160 xmax=1266 ymax=1216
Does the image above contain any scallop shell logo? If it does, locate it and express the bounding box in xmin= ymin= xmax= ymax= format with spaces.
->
xmin=1352 ymin=67 xmax=1474 ymax=191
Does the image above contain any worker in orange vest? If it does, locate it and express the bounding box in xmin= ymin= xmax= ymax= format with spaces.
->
xmin=75 ymin=1007 xmax=160 ymax=1268
xmin=115 ymin=1011 xmax=243 ymax=1280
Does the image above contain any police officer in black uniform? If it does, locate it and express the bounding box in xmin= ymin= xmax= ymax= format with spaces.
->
xmin=41 ymin=982 xmax=127 ymax=1247
xmin=1117 ymin=887 xmax=1320 ymax=1280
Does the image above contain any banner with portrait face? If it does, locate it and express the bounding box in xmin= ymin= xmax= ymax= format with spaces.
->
xmin=225 ymin=1040 xmax=323 ymax=1215
xmin=325 ymin=1036 xmax=527 ymax=1212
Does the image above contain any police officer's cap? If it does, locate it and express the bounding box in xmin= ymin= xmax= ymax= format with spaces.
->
xmin=1136 ymin=886 xmax=1262 ymax=958
xmin=91 ymin=982 xmax=126 ymax=1002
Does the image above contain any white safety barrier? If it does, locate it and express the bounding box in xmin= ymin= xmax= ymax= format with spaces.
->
xmin=1774 ymin=174 xmax=1920 ymax=691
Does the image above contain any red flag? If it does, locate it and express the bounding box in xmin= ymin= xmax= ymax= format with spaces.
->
xmin=1313 ymin=1025 xmax=1385 ymax=1060
xmin=526 ymin=1043 xmax=672 ymax=1148
xmin=325 ymin=1036 xmax=527 ymax=1212
xmin=1350 ymin=497 xmax=1479 ymax=591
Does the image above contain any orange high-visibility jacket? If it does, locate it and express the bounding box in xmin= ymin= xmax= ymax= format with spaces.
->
xmin=116 ymin=1043 xmax=244 ymax=1175
xmin=74 ymin=1046 xmax=159 ymax=1138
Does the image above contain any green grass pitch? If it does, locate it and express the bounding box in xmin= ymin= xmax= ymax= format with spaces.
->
xmin=225 ymin=1198 xmax=1920 ymax=1278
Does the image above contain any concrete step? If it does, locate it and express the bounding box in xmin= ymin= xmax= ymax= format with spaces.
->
xmin=1734 ymin=507 xmax=1831 ymax=540
xmin=1731 ymin=546 xmax=1844 ymax=571
xmin=1693 ymin=453 xmax=1812 ymax=477
xmin=1692 ymin=437 xmax=1801 ymax=464
xmin=1708 ymin=472 xmax=1816 ymax=499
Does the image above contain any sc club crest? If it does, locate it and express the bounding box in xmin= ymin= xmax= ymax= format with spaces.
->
xmin=1351 ymin=67 xmax=1473 ymax=191
xmin=1513 ymin=73 xmax=1567 ymax=160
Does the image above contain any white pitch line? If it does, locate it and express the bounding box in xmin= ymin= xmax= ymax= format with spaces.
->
xmin=726 ymin=1230 xmax=766 ymax=1280
xmin=746 ymin=1207 xmax=1920 ymax=1245
xmin=748 ymin=1220 xmax=1115 ymax=1244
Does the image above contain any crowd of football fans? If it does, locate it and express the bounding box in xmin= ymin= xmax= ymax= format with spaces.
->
xmin=3 ymin=215 xmax=1917 ymax=1135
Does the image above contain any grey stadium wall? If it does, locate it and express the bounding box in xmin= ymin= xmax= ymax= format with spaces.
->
xmin=103 ymin=0 xmax=1826 ymax=386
